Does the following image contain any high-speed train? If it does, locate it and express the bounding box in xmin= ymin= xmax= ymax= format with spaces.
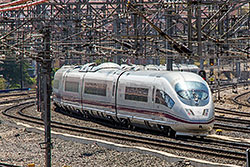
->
xmin=53 ymin=62 xmax=214 ymax=136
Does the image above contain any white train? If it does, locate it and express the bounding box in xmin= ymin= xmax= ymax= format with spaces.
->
xmin=53 ymin=62 xmax=214 ymax=136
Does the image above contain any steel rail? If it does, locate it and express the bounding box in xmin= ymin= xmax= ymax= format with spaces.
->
xmin=179 ymin=136 xmax=250 ymax=151
xmin=1 ymin=102 xmax=246 ymax=161
xmin=233 ymin=91 xmax=250 ymax=107
xmin=0 ymin=91 xmax=35 ymax=98
xmin=25 ymin=108 xmax=250 ymax=151
xmin=0 ymin=162 xmax=21 ymax=167
xmin=214 ymin=123 xmax=250 ymax=133
xmin=215 ymin=116 xmax=250 ymax=125
xmin=0 ymin=96 xmax=36 ymax=105
xmin=215 ymin=107 xmax=250 ymax=117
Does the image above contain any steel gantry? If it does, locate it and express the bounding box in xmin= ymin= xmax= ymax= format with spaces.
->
xmin=0 ymin=0 xmax=249 ymax=65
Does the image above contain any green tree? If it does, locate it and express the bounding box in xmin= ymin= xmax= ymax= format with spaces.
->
xmin=0 ymin=53 xmax=34 ymax=89
xmin=52 ymin=67 xmax=60 ymax=80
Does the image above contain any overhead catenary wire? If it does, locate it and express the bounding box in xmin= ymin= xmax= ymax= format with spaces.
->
xmin=0 ymin=0 xmax=49 ymax=12
xmin=0 ymin=0 xmax=249 ymax=62
xmin=0 ymin=0 xmax=30 ymax=8
xmin=126 ymin=0 xmax=192 ymax=55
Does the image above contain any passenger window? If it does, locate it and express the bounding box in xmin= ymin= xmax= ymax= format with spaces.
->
xmin=65 ymin=81 xmax=79 ymax=93
xmin=125 ymin=87 xmax=148 ymax=102
xmin=84 ymin=82 xmax=107 ymax=96
xmin=155 ymin=89 xmax=175 ymax=109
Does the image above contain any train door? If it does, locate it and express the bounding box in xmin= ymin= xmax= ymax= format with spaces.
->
xmin=152 ymin=77 xmax=162 ymax=111
xmin=153 ymin=77 xmax=170 ymax=114
xmin=61 ymin=71 xmax=82 ymax=113
xmin=111 ymin=70 xmax=126 ymax=119
xmin=153 ymin=77 xmax=175 ymax=115
xmin=151 ymin=85 xmax=156 ymax=109
xmin=79 ymin=72 xmax=86 ymax=114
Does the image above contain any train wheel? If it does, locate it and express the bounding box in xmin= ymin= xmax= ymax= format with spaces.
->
xmin=166 ymin=128 xmax=176 ymax=138
xmin=75 ymin=109 xmax=81 ymax=116
xmin=159 ymin=125 xmax=174 ymax=137
xmin=120 ymin=118 xmax=127 ymax=126
xmin=158 ymin=125 xmax=168 ymax=132
xmin=82 ymin=110 xmax=89 ymax=119
xmin=120 ymin=119 xmax=134 ymax=130
xmin=169 ymin=129 xmax=176 ymax=138
xmin=128 ymin=124 xmax=135 ymax=130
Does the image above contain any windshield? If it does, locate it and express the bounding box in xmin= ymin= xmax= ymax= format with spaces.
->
xmin=175 ymin=81 xmax=209 ymax=106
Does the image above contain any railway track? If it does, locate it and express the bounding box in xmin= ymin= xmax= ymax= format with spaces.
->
xmin=1 ymin=89 xmax=250 ymax=166
xmin=0 ymin=91 xmax=36 ymax=167
xmin=0 ymin=90 xmax=35 ymax=98
xmin=233 ymin=91 xmax=250 ymax=107
xmin=0 ymin=90 xmax=36 ymax=105
xmin=1 ymin=100 xmax=248 ymax=164
xmin=214 ymin=107 xmax=250 ymax=133
xmin=215 ymin=107 xmax=250 ymax=117
xmin=0 ymin=162 xmax=21 ymax=167
xmin=214 ymin=122 xmax=250 ymax=134
xmin=212 ymin=84 xmax=250 ymax=134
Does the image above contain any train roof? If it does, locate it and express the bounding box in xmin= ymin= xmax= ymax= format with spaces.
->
xmin=123 ymin=70 xmax=204 ymax=86
xmin=54 ymin=63 xmax=206 ymax=89
xmin=79 ymin=62 xmax=121 ymax=72
xmin=56 ymin=62 xmax=202 ymax=82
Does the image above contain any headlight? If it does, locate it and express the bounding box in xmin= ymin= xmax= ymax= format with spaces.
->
xmin=185 ymin=109 xmax=195 ymax=116
xmin=203 ymin=109 xmax=209 ymax=116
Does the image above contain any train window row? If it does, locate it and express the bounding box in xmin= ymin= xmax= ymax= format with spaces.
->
xmin=65 ymin=81 xmax=79 ymax=93
xmin=84 ymin=82 xmax=107 ymax=96
xmin=62 ymin=81 xmax=175 ymax=109
xmin=125 ymin=87 xmax=149 ymax=102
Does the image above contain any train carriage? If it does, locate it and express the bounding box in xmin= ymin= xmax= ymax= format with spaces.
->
xmin=53 ymin=62 xmax=214 ymax=137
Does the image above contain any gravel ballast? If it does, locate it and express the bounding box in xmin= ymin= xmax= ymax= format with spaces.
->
xmin=0 ymin=120 xmax=197 ymax=167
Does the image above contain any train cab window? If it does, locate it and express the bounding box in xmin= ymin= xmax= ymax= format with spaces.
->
xmin=65 ymin=81 xmax=79 ymax=93
xmin=155 ymin=89 xmax=175 ymax=109
xmin=84 ymin=82 xmax=107 ymax=96
xmin=125 ymin=87 xmax=148 ymax=102
xmin=175 ymin=81 xmax=209 ymax=106
xmin=53 ymin=80 xmax=59 ymax=89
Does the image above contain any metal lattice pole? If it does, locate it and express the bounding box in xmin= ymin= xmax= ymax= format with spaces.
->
xmin=43 ymin=25 xmax=52 ymax=167
xmin=38 ymin=25 xmax=52 ymax=167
